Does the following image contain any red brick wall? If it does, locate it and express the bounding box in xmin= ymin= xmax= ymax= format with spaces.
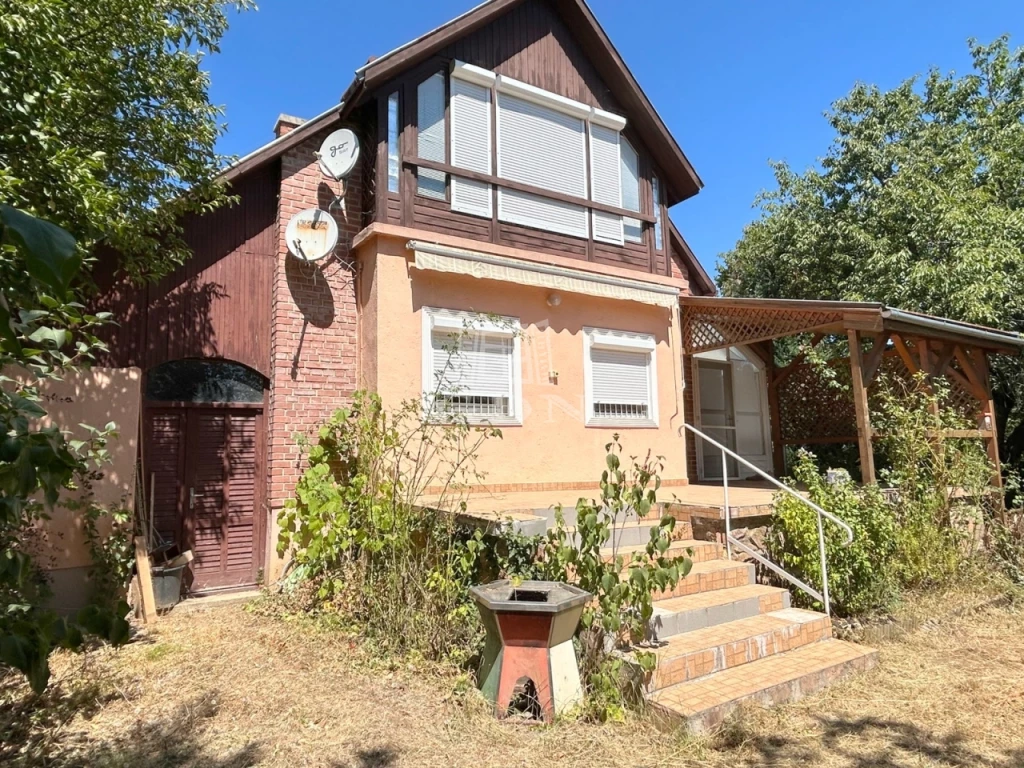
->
xmin=268 ymin=126 xmax=362 ymax=518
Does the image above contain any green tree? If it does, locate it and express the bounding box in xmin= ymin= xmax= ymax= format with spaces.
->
xmin=718 ymin=36 xmax=1024 ymax=480
xmin=1 ymin=1 xmax=252 ymax=691
xmin=1 ymin=0 xmax=253 ymax=279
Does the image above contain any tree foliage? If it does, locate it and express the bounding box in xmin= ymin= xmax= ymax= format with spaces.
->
xmin=0 ymin=0 xmax=252 ymax=279
xmin=0 ymin=206 xmax=129 ymax=694
xmin=718 ymin=36 xmax=1024 ymax=479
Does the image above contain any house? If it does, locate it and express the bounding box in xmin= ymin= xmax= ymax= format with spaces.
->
xmin=87 ymin=0 xmax=1022 ymax=728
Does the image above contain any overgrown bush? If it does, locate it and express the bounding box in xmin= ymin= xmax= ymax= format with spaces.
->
xmin=766 ymin=374 xmax=998 ymax=617
xmin=539 ymin=438 xmax=691 ymax=720
xmin=276 ymin=391 xmax=500 ymax=665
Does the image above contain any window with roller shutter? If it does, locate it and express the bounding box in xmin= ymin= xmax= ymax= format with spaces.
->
xmin=583 ymin=327 xmax=658 ymax=427
xmin=422 ymin=308 xmax=522 ymax=425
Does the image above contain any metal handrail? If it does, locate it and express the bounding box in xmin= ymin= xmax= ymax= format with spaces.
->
xmin=681 ymin=422 xmax=854 ymax=615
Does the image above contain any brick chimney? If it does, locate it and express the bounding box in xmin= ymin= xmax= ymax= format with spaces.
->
xmin=273 ymin=114 xmax=306 ymax=138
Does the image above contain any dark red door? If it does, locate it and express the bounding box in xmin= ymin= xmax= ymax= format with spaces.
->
xmin=144 ymin=406 xmax=263 ymax=592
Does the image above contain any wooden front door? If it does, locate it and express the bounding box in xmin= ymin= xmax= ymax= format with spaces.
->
xmin=144 ymin=405 xmax=264 ymax=592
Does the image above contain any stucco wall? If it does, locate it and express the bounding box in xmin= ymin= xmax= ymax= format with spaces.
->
xmin=361 ymin=241 xmax=690 ymax=490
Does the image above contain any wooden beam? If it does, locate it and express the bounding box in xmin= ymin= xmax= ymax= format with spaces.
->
xmin=973 ymin=351 xmax=1005 ymax=501
xmin=771 ymin=333 xmax=826 ymax=387
xmin=402 ymin=156 xmax=657 ymax=222
xmin=953 ymin=346 xmax=989 ymax=401
xmin=766 ymin=340 xmax=786 ymax=476
xmin=892 ymin=334 xmax=920 ymax=374
xmin=134 ymin=536 xmax=157 ymax=625
xmin=843 ymin=312 xmax=884 ymax=333
xmin=848 ymin=329 xmax=877 ymax=484
xmin=861 ymin=333 xmax=890 ymax=385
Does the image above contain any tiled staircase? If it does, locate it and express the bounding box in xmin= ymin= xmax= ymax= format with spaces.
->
xmin=520 ymin=503 xmax=878 ymax=732
xmin=612 ymin=513 xmax=877 ymax=732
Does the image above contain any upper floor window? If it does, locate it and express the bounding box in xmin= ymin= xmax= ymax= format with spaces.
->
xmin=387 ymin=92 xmax=399 ymax=193
xmin=417 ymin=72 xmax=447 ymax=199
xmin=621 ymin=138 xmax=642 ymax=243
xmin=413 ymin=62 xmax=646 ymax=246
xmin=652 ymin=174 xmax=664 ymax=251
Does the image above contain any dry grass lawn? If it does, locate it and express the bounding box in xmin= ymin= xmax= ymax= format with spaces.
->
xmin=2 ymin=586 xmax=1023 ymax=768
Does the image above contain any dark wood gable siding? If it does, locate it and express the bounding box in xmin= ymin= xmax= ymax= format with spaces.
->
xmin=93 ymin=162 xmax=279 ymax=377
xmin=378 ymin=0 xmax=669 ymax=275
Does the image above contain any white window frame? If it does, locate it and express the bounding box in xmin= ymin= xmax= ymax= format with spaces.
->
xmin=583 ymin=327 xmax=659 ymax=428
xmin=421 ymin=307 xmax=523 ymax=426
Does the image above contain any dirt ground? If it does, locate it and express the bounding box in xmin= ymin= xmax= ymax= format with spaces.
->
xmin=2 ymin=586 xmax=1023 ymax=768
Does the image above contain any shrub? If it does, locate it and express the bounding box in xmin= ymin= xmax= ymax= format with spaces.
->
xmin=540 ymin=437 xmax=691 ymax=719
xmin=767 ymin=374 xmax=999 ymax=617
xmin=767 ymin=453 xmax=900 ymax=615
xmin=276 ymin=391 xmax=500 ymax=665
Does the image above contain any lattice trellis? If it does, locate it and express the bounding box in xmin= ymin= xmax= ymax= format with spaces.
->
xmin=775 ymin=352 xmax=985 ymax=445
xmin=682 ymin=304 xmax=845 ymax=354
xmin=776 ymin=360 xmax=856 ymax=443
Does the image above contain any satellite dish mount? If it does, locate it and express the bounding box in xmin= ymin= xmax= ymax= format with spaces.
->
xmin=315 ymin=128 xmax=361 ymax=213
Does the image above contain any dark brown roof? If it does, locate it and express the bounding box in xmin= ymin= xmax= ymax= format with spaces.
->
xmin=222 ymin=0 xmax=702 ymax=204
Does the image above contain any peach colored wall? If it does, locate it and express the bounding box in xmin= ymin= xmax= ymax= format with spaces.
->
xmin=3 ymin=367 xmax=141 ymax=572
xmin=362 ymin=242 xmax=689 ymax=488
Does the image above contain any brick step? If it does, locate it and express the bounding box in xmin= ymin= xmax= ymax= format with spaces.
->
xmin=647 ymin=608 xmax=832 ymax=690
xmin=604 ymin=539 xmax=721 ymax=565
xmin=650 ymin=639 xmax=878 ymax=733
xmin=649 ymin=559 xmax=754 ymax=601
xmin=648 ymin=583 xmax=790 ymax=641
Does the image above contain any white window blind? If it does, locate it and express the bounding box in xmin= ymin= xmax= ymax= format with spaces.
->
xmin=496 ymin=92 xmax=588 ymax=238
xmin=417 ymin=73 xmax=447 ymax=199
xmin=590 ymin=123 xmax=623 ymax=245
xmin=450 ymin=77 xmax=492 ymax=218
xmin=585 ymin=328 xmax=657 ymax=426
xmin=591 ymin=348 xmax=651 ymax=419
xmin=621 ymin=138 xmax=642 ymax=243
xmin=423 ymin=309 xmax=522 ymax=423
xmin=387 ymin=92 xmax=399 ymax=194
xmin=653 ymin=175 xmax=664 ymax=250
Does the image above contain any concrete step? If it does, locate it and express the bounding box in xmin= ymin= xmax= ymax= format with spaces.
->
xmin=604 ymin=539 xmax=721 ymax=565
xmin=650 ymin=559 xmax=755 ymax=601
xmin=647 ymin=608 xmax=832 ymax=690
xmin=650 ymin=639 xmax=878 ymax=733
xmin=563 ymin=519 xmax=689 ymax=550
xmin=648 ymin=583 xmax=790 ymax=641
xmin=536 ymin=503 xmax=664 ymax=528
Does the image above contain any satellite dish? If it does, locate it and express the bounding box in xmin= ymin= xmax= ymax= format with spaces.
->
xmin=285 ymin=208 xmax=338 ymax=262
xmin=317 ymin=128 xmax=360 ymax=180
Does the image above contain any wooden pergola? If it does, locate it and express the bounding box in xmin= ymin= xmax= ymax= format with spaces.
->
xmin=680 ymin=297 xmax=1024 ymax=487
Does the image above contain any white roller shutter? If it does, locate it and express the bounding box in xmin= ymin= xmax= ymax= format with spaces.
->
xmin=496 ymin=92 xmax=588 ymax=238
xmin=417 ymin=73 xmax=446 ymax=199
xmin=589 ymin=123 xmax=623 ymax=245
xmin=430 ymin=331 xmax=513 ymax=418
xmin=591 ymin=348 xmax=651 ymax=415
xmin=450 ymin=77 xmax=492 ymax=218
xmin=621 ymin=139 xmax=642 ymax=243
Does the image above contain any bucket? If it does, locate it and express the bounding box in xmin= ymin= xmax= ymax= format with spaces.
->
xmin=150 ymin=564 xmax=187 ymax=610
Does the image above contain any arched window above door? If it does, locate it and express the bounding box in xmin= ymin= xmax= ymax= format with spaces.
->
xmin=145 ymin=359 xmax=266 ymax=404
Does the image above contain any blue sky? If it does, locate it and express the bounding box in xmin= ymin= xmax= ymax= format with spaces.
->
xmin=207 ymin=0 xmax=1024 ymax=280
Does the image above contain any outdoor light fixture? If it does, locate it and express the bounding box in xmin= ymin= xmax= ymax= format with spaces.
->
xmin=546 ymin=292 xmax=562 ymax=307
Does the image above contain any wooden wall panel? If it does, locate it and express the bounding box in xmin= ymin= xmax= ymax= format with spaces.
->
xmin=92 ymin=162 xmax=279 ymax=377
xmin=441 ymin=0 xmax=620 ymax=112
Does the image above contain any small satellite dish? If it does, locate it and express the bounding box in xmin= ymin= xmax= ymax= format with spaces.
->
xmin=285 ymin=208 xmax=338 ymax=262
xmin=317 ymin=128 xmax=360 ymax=180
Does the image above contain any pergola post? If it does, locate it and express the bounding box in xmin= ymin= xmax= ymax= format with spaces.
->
xmin=973 ymin=351 xmax=1005 ymax=498
xmin=847 ymin=329 xmax=877 ymax=484
xmin=766 ymin=340 xmax=786 ymax=476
